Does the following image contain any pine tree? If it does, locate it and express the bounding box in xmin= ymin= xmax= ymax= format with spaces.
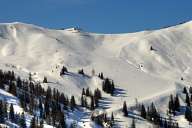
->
xmin=174 ymin=94 xmax=180 ymax=111
xmin=94 ymin=88 xmax=102 ymax=99
xmin=84 ymin=97 xmax=88 ymax=108
xmin=141 ymin=104 xmax=146 ymax=119
xmin=60 ymin=66 xmax=68 ymax=76
xmin=86 ymin=88 xmax=90 ymax=96
xmin=122 ymin=101 xmax=128 ymax=116
xmin=183 ymin=87 xmax=187 ymax=94
xmin=78 ymin=69 xmax=84 ymax=75
xmin=9 ymin=82 xmax=17 ymax=96
xmin=81 ymin=95 xmax=85 ymax=107
xmin=185 ymin=107 xmax=192 ymax=122
xmin=104 ymin=113 xmax=107 ymax=123
xmin=19 ymin=112 xmax=26 ymax=128
xmin=29 ymin=72 xmax=32 ymax=81
xmin=39 ymin=98 xmax=43 ymax=118
xmin=111 ymin=112 xmax=114 ymax=122
xmin=9 ymin=103 xmax=15 ymax=121
xmin=190 ymin=87 xmax=192 ymax=94
xmin=168 ymin=94 xmax=174 ymax=114
xmin=131 ymin=119 xmax=136 ymax=128
xmin=90 ymin=96 xmax=95 ymax=110
xmin=100 ymin=72 xmax=104 ymax=79
xmin=59 ymin=112 xmax=66 ymax=128
xmin=0 ymin=101 xmax=5 ymax=123
xmin=186 ymin=93 xmax=190 ymax=107
xmin=3 ymin=102 xmax=7 ymax=119
xmin=43 ymin=76 xmax=48 ymax=83
xmin=82 ymin=88 xmax=85 ymax=95
xmin=111 ymin=81 xmax=115 ymax=95
xmin=70 ymin=96 xmax=76 ymax=111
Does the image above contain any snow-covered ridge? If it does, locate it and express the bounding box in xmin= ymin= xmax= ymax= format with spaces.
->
xmin=0 ymin=21 xmax=192 ymax=94
xmin=0 ymin=20 xmax=192 ymax=127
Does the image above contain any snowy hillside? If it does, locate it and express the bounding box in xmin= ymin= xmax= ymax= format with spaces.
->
xmin=0 ymin=21 xmax=192 ymax=127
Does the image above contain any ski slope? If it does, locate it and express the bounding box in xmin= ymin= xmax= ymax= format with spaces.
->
xmin=0 ymin=21 xmax=192 ymax=127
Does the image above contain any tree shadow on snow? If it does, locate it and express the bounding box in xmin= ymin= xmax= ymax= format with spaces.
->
xmin=113 ymin=88 xmax=127 ymax=97
xmin=98 ymin=97 xmax=113 ymax=109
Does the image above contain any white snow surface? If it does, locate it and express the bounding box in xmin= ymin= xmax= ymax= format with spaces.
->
xmin=0 ymin=21 xmax=192 ymax=127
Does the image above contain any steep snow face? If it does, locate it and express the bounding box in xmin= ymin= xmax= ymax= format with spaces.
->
xmin=119 ymin=22 xmax=192 ymax=80
xmin=0 ymin=21 xmax=192 ymax=99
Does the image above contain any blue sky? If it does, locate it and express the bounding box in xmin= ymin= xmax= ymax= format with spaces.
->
xmin=0 ymin=0 xmax=192 ymax=33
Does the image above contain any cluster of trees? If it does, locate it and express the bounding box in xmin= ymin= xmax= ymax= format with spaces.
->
xmin=91 ymin=112 xmax=115 ymax=127
xmin=102 ymin=78 xmax=115 ymax=95
xmin=98 ymin=72 xmax=104 ymax=80
xmin=139 ymin=103 xmax=179 ymax=128
xmin=60 ymin=66 xmax=68 ymax=76
xmin=168 ymin=94 xmax=180 ymax=115
xmin=78 ymin=69 xmax=84 ymax=76
xmin=183 ymin=87 xmax=192 ymax=122
xmin=30 ymin=116 xmax=44 ymax=128
xmin=0 ymin=69 xmax=82 ymax=127
xmin=0 ymin=100 xmax=28 ymax=128
xmin=183 ymin=87 xmax=192 ymax=107
xmin=60 ymin=65 xmax=86 ymax=77
xmin=81 ymin=88 xmax=102 ymax=110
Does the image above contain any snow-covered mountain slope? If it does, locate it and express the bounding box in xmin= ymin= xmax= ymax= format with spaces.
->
xmin=0 ymin=21 xmax=192 ymax=95
xmin=0 ymin=21 xmax=192 ymax=127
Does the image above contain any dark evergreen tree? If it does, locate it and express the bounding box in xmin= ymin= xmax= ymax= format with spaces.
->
xmin=100 ymin=72 xmax=104 ymax=79
xmin=141 ymin=104 xmax=146 ymax=119
xmin=78 ymin=69 xmax=84 ymax=75
xmin=186 ymin=92 xmax=190 ymax=107
xmin=29 ymin=72 xmax=32 ymax=81
xmin=19 ymin=112 xmax=26 ymax=128
xmin=84 ymin=97 xmax=88 ymax=108
xmin=60 ymin=66 xmax=68 ymax=76
xmin=90 ymin=96 xmax=95 ymax=110
xmin=122 ymin=101 xmax=128 ymax=116
xmin=3 ymin=102 xmax=7 ymax=119
xmin=43 ymin=76 xmax=48 ymax=83
xmin=94 ymin=97 xmax=99 ymax=108
xmin=183 ymin=87 xmax=187 ymax=94
xmin=9 ymin=82 xmax=17 ymax=96
xmin=0 ymin=101 xmax=5 ymax=123
xmin=168 ymin=94 xmax=174 ymax=114
xmin=86 ymin=88 xmax=90 ymax=96
xmin=59 ymin=112 xmax=66 ymax=128
xmin=70 ymin=96 xmax=76 ymax=111
xmin=147 ymin=102 xmax=159 ymax=122
xmin=9 ymin=103 xmax=15 ymax=121
xmin=131 ymin=119 xmax=136 ymax=128
xmin=111 ymin=81 xmax=115 ymax=95
xmin=39 ymin=98 xmax=43 ymax=118
xmin=29 ymin=96 xmax=35 ymax=114
xmin=102 ymin=78 xmax=115 ymax=95
xmin=94 ymin=88 xmax=102 ymax=99
xmin=81 ymin=95 xmax=85 ymax=107
xmin=174 ymin=94 xmax=180 ymax=111
xmin=185 ymin=107 xmax=192 ymax=122
xmin=82 ymin=88 xmax=85 ymax=96
xmin=189 ymin=87 xmax=192 ymax=94
xmin=111 ymin=112 xmax=114 ymax=122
